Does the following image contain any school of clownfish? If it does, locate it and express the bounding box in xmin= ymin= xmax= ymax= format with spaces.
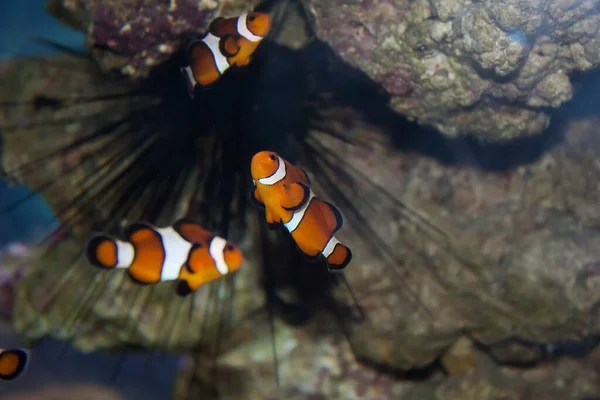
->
xmin=85 ymin=150 xmax=352 ymax=295
xmin=1 ymin=11 xmax=352 ymax=383
xmin=84 ymin=12 xmax=353 ymax=294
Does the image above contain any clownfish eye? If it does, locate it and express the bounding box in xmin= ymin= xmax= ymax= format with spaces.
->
xmin=269 ymin=155 xmax=276 ymax=161
xmin=248 ymin=14 xmax=256 ymax=22
xmin=225 ymin=244 xmax=234 ymax=251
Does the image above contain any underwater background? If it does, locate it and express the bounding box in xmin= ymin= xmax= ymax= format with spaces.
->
xmin=3 ymin=0 xmax=600 ymax=399
xmin=0 ymin=1 xmax=177 ymax=399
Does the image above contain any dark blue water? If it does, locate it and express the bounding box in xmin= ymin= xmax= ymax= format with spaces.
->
xmin=0 ymin=0 xmax=85 ymax=59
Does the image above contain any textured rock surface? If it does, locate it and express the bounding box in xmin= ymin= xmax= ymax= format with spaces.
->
xmin=4 ymin=2 xmax=600 ymax=399
xmin=306 ymin=103 xmax=600 ymax=370
xmin=305 ymin=0 xmax=600 ymax=140
xmin=4 ymin=384 xmax=126 ymax=400
xmin=46 ymin=0 xmax=263 ymax=78
xmin=173 ymin=318 xmax=600 ymax=400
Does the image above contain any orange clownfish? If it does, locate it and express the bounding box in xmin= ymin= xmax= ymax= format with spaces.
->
xmin=0 ymin=348 xmax=28 ymax=381
xmin=86 ymin=219 xmax=244 ymax=295
xmin=250 ymin=151 xmax=352 ymax=271
xmin=180 ymin=12 xmax=271 ymax=96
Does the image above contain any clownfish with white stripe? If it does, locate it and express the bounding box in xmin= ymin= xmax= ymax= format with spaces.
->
xmin=0 ymin=348 xmax=28 ymax=381
xmin=86 ymin=219 xmax=244 ymax=295
xmin=250 ymin=151 xmax=352 ymax=272
xmin=180 ymin=12 xmax=271 ymax=97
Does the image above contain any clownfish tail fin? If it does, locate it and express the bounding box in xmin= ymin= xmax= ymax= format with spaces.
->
xmin=0 ymin=348 xmax=29 ymax=381
xmin=325 ymin=240 xmax=352 ymax=272
xmin=86 ymin=234 xmax=120 ymax=269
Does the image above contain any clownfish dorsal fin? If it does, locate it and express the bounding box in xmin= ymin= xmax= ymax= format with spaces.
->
xmin=208 ymin=16 xmax=228 ymax=35
xmin=298 ymin=166 xmax=311 ymax=186
xmin=281 ymin=182 xmax=310 ymax=212
xmin=219 ymin=34 xmax=241 ymax=58
xmin=322 ymin=200 xmax=344 ymax=234
xmin=122 ymin=221 xmax=157 ymax=242
xmin=172 ymin=218 xmax=213 ymax=245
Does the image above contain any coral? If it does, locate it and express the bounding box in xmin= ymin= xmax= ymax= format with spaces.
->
xmin=305 ymin=0 xmax=600 ymax=140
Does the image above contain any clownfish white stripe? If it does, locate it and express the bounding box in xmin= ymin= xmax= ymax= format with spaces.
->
xmin=237 ymin=13 xmax=263 ymax=42
xmin=181 ymin=66 xmax=197 ymax=87
xmin=155 ymin=227 xmax=193 ymax=281
xmin=114 ymin=241 xmax=134 ymax=268
xmin=209 ymin=237 xmax=228 ymax=274
xmin=258 ymin=156 xmax=286 ymax=185
xmin=284 ymin=193 xmax=315 ymax=233
xmin=322 ymin=236 xmax=340 ymax=258
xmin=204 ymin=32 xmax=230 ymax=74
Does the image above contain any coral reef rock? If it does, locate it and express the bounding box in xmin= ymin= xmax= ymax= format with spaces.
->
xmin=308 ymin=104 xmax=600 ymax=371
xmin=4 ymin=384 xmax=126 ymax=400
xmin=46 ymin=0 xmax=263 ymax=78
xmin=173 ymin=317 xmax=600 ymax=400
xmin=305 ymin=0 xmax=600 ymax=140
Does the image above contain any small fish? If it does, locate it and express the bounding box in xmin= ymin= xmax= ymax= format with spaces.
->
xmin=180 ymin=12 xmax=271 ymax=96
xmin=0 ymin=348 xmax=28 ymax=381
xmin=209 ymin=12 xmax=271 ymax=67
xmin=86 ymin=219 xmax=244 ymax=294
xmin=250 ymin=151 xmax=352 ymax=271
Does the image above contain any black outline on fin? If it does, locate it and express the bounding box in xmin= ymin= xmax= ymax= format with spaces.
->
xmin=176 ymin=280 xmax=193 ymax=297
xmin=86 ymin=233 xmax=118 ymax=268
xmin=0 ymin=349 xmax=28 ymax=381
xmin=299 ymin=167 xmax=311 ymax=186
xmin=323 ymin=200 xmax=344 ymax=233
xmin=219 ymin=34 xmax=240 ymax=58
xmin=326 ymin=244 xmax=352 ymax=272
xmin=282 ymin=182 xmax=310 ymax=212
xmin=249 ymin=189 xmax=266 ymax=210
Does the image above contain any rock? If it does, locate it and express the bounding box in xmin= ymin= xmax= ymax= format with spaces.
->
xmin=304 ymin=0 xmax=600 ymax=140
xmin=45 ymin=0 xmax=263 ymax=78
xmin=4 ymin=384 xmax=126 ymax=400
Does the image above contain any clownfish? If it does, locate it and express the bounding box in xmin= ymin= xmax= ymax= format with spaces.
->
xmin=250 ymin=151 xmax=352 ymax=271
xmin=180 ymin=12 xmax=271 ymax=96
xmin=0 ymin=348 xmax=28 ymax=381
xmin=86 ymin=219 xmax=244 ymax=295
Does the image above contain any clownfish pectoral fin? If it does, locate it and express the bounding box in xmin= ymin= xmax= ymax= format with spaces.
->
xmin=281 ymin=182 xmax=310 ymax=212
xmin=325 ymin=241 xmax=352 ymax=272
xmin=250 ymin=188 xmax=265 ymax=210
xmin=86 ymin=234 xmax=120 ymax=269
xmin=0 ymin=348 xmax=28 ymax=381
xmin=219 ymin=34 xmax=241 ymax=58
xmin=176 ymin=280 xmax=193 ymax=297
xmin=264 ymin=207 xmax=281 ymax=227
xmin=208 ymin=17 xmax=227 ymax=35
